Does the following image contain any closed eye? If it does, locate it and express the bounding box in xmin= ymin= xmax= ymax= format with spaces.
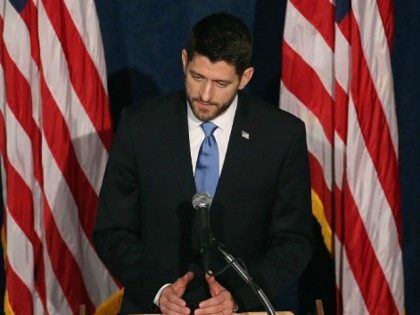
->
xmin=215 ymin=81 xmax=228 ymax=88
xmin=191 ymin=74 xmax=204 ymax=81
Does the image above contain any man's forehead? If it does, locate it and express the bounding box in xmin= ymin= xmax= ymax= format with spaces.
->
xmin=187 ymin=54 xmax=238 ymax=79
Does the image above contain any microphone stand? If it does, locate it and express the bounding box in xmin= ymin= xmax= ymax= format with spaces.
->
xmin=216 ymin=244 xmax=276 ymax=315
xmin=192 ymin=192 xmax=275 ymax=315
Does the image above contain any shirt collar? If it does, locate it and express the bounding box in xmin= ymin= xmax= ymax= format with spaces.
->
xmin=187 ymin=94 xmax=238 ymax=132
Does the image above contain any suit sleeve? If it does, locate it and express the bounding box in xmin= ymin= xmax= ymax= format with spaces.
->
xmin=226 ymin=121 xmax=314 ymax=311
xmin=93 ymin=108 xmax=175 ymax=309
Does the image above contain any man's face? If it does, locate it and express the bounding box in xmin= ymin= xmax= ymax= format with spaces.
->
xmin=182 ymin=50 xmax=254 ymax=121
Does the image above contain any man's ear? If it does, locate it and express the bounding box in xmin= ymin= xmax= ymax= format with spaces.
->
xmin=238 ymin=67 xmax=254 ymax=90
xmin=181 ymin=49 xmax=188 ymax=73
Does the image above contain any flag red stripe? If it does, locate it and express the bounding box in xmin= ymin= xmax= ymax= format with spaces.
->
xmin=334 ymin=82 xmax=349 ymax=142
xmin=348 ymin=12 xmax=401 ymax=241
xmin=19 ymin=0 xmax=41 ymax=66
xmin=0 ymin=101 xmax=5 ymax=151
xmin=1 ymin=155 xmax=47 ymax=312
xmin=6 ymin=262 xmax=34 ymax=315
xmin=290 ymin=0 xmax=335 ymax=49
xmin=333 ymin=186 xmax=344 ymax=247
xmin=43 ymin=196 xmax=95 ymax=314
xmin=0 ymin=40 xmax=43 ymax=184
xmin=0 ymin=125 xmax=33 ymax=240
xmin=41 ymin=77 xmax=99 ymax=235
xmin=342 ymin=179 xmax=399 ymax=314
xmin=376 ymin=0 xmax=394 ymax=47
xmin=337 ymin=13 xmax=351 ymax=42
xmin=308 ymin=153 xmax=333 ymax=226
xmin=282 ymin=40 xmax=334 ymax=143
xmin=42 ymin=0 xmax=112 ymax=151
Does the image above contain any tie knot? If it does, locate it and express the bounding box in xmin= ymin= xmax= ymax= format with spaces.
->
xmin=201 ymin=121 xmax=217 ymax=137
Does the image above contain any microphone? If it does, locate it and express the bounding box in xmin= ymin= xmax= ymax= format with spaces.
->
xmin=192 ymin=192 xmax=214 ymax=274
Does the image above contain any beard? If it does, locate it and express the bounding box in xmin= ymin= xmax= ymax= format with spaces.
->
xmin=186 ymin=91 xmax=237 ymax=121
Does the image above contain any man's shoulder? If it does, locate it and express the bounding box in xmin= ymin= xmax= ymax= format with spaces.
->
xmin=122 ymin=91 xmax=185 ymax=117
xmin=239 ymin=92 xmax=305 ymax=128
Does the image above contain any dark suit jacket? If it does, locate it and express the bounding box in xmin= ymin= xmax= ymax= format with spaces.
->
xmin=93 ymin=91 xmax=313 ymax=314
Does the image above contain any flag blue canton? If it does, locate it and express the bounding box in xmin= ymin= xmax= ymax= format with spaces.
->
xmin=336 ymin=0 xmax=351 ymax=23
xmin=9 ymin=0 xmax=27 ymax=12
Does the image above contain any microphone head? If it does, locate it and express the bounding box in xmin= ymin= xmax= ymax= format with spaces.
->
xmin=192 ymin=192 xmax=212 ymax=209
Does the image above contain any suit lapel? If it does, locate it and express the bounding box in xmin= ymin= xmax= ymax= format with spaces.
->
xmin=215 ymin=94 xmax=255 ymax=200
xmin=164 ymin=93 xmax=196 ymax=200
xmin=163 ymin=92 xmax=256 ymax=202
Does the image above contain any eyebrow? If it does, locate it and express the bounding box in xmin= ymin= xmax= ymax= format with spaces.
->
xmin=189 ymin=69 xmax=233 ymax=85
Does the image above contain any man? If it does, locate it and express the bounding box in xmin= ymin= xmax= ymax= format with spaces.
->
xmin=94 ymin=12 xmax=313 ymax=315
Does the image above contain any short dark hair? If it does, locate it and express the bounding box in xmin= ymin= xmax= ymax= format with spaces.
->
xmin=185 ymin=12 xmax=253 ymax=76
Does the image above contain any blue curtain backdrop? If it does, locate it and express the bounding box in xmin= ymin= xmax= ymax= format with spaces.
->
xmin=1 ymin=0 xmax=417 ymax=313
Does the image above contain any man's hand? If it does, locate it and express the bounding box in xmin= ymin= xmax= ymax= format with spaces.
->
xmin=195 ymin=273 xmax=237 ymax=315
xmin=159 ymin=272 xmax=194 ymax=315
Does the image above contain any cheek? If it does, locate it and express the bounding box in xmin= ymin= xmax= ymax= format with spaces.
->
xmin=185 ymin=79 xmax=199 ymax=95
xmin=214 ymin=87 xmax=237 ymax=103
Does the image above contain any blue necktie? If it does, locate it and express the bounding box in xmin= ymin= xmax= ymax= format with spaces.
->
xmin=195 ymin=122 xmax=219 ymax=198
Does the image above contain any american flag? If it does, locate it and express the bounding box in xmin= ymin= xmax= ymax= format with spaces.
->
xmin=280 ymin=0 xmax=404 ymax=314
xmin=0 ymin=0 xmax=121 ymax=314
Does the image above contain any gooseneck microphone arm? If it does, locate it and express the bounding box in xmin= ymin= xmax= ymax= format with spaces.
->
xmin=192 ymin=192 xmax=276 ymax=315
xmin=216 ymin=245 xmax=276 ymax=315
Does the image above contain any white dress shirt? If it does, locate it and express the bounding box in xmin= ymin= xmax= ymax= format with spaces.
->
xmin=188 ymin=95 xmax=238 ymax=175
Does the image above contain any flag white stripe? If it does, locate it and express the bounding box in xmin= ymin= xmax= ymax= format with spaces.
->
xmin=333 ymin=133 xmax=346 ymax=190
xmin=3 ymin=105 xmax=35 ymax=202
xmin=334 ymin=236 xmax=369 ymax=314
xmin=283 ymin=2 xmax=335 ymax=97
xmin=347 ymin=97 xmax=404 ymax=310
xmin=1 ymin=1 xmax=31 ymax=81
xmin=38 ymin=1 xmax=108 ymax=194
xmin=2 ymin=0 xmax=42 ymax=127
xmin=280 ymin=82 xmax=333 ymax=190
xmin=333 ymin=24 xmax=351 ymax=192
xmin=334 ymin=27 xmax=351 ymax=92
xmin=0 ymin=157 xmax=7 ymax=218
xmin=0 ymin=64 xmax=6 ymax=121
xmin=6 ymin=211 xmax=44 ymax=314
xmin=1 ymin=0 xmax=42 ymax=131
xmin=42 ymin=140 xmax=119 ymax=306
xmin=42 ymin=242 xmax=73 ymax=315
xmin=1 ymin=93 xmax=45 ymax=244
xmin=351 ymin=0 xmax=398 ymax=155
xmin=5 ymin=213 xmax=33 ymax=276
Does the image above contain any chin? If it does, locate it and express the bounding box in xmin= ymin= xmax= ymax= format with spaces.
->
xmin=192 ymin=107 xmax=214 ymax=121
xmin=195 ymin=112 xmax=214 ymax=121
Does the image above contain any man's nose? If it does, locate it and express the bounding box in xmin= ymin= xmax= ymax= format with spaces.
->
xmin=199 ymin=81 xmax=213 ymax=102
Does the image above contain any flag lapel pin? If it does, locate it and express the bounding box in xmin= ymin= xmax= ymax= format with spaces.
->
xmin=241 ymin=130 xmax=250 ymax=140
